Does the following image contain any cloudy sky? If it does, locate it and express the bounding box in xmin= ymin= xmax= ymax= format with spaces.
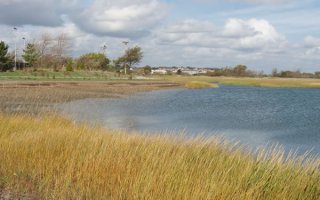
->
xmin=0 ymin=0 xmax=319 ymax=72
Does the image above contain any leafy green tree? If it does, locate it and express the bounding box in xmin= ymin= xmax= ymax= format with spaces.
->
xmin=233 ymin=65 xmax=247 ymax=76
xmin=125 ymin=46 xmax=143 ymax=68
xmin=0 ymin=41 xmax=9 ymax=70
xmin=76 ymin=53 xmax=110 ymax=71
xmin=66 ymin=59 xmax=74 ymax=72
xmin=22 ymin=43 xmax=40 ymax=68
xmin=118 ymin=46 xmax=143 ymax=74
xmin=143 ymin=65 xmax=152 ymax=75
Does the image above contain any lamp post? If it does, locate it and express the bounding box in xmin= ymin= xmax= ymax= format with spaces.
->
xmin=13 ymin=27 xmax=17 ymax=71
xmin=101 ymin=44 xmax=107 ymax=55
xmin=22 ymin=37 xmax=26 ymax=69
xmin=122 ymin=41 xmax=129 ymax=75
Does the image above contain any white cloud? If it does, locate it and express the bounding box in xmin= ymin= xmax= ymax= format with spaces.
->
xmin=150 ymin=18 xmax=317 ymax=71
xmin=305 ymin=47 xmax=320 ymax=56
xmin=73 ymin=0 xmax=169 ymax=38
xmin=223 ymin=19 xmax=257 ymax=38
xmin=303 ymin=36 xmax=320 ymax=57
xmin=304 ymin=36 xmax=320 ymax=48
xmin=157 ymin=18 xmax=287 ymax=52
xmin=228 ymin=19 xmax=287 ymax=50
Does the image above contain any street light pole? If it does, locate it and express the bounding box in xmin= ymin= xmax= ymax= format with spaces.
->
xmin=22 ymin=37 xmax=26 ymax=69
xmin=13 ymin=27 xmax=17 ymax=71
xmin=102 ymin=44 xmax=107 ymax=55
xmin=122 ymin=41 xmax=129 ymax=75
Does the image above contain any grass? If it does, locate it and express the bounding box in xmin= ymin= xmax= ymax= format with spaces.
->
xmin=0 ymin=70 xmax=97 ymax=80
xmin=0 ymin=81 xmax=180 ymax=114
xmin=164 ymin=75 xmax=320 ymax=88
xmin=0 ymin=70 xmax=154 ymax=81
xmin=184 ymin=81 xmax=219 ymax=89
xmin=2 ymin=70 xmax=320 ymax=88
xmin=0 ymin=114 xmax=319 ymax=199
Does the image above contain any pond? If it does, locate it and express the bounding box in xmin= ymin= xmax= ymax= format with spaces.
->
xmin=59 ymin=85 xmax=320 ymax=156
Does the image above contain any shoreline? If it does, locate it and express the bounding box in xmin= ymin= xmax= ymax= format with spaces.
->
xmin=0 ymin=80 xmax=182 ymax=114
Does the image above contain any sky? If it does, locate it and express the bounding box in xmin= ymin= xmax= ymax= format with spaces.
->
xmin=0 ymin=0 xmax=320 ymax=72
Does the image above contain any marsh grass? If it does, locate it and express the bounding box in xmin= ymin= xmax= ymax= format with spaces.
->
xmin=165 ymin=76 xmax=320 ymax=88
xmin=184 ymin=81 xmax=219 ymax=89
xmin=0 ymin=114 xmax=320 ymax=199
xmin=0 ymin=81 xmax=180 ymax=114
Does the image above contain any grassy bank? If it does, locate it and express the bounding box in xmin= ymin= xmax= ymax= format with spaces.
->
xmin=0 ymin=70 xmax=140 ymax=81
xmin=0 ymin=114 xmax=319 ymax=199
xmin=0 ymin=81 xmax=180 ymax=114
xmin=3 ymin=70 xmax=320 ymax=89
xmin=164 ymin=76 xmax=320 ymax=88
xmin=184 ymin=81 xmax=219 ymax=89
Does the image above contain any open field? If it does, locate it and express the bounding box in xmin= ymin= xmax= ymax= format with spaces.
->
xmin=0 ymin=114 xmax=319 ymax=199
xmin=164 ymin=75 xmax=320 ymax=88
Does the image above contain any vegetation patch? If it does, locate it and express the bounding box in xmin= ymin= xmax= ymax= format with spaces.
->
xmin=0 ymin=114 xmax=319 ymax=199
xmin=166 ymin=76 xmax=320 ymax=88
xmin=185 ymin=81 xmax=219 ymax=89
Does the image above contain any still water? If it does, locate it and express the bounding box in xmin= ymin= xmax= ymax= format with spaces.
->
xmin=60 ymin=86 xmax=320 ymax=155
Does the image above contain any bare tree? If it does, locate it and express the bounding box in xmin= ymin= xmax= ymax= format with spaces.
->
xmin=53 ymin=33 xmax=71 ymax=58
xmin=37 ymin=33 xmax=52 ymax=68
xmin=51 ymin=33 xmax=72 ymax=70
xmin=35 ymin=33 xmax=72 ymax=70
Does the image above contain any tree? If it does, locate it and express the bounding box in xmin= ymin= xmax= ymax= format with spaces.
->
xmin=66 ymin=59 xmax=74 ymax=72
xmin=22 ymin=43 xmax=40 ymax=68
xmin=35 ymin=33 xmax=71 ymax=70
xmin=143 ymin=65 xmax=152 ymax=75
xmin=233 ymin=64 xmax=247 ymax=76
xmin=0 ymin=41 xmax=9 ymax=70
xmin=118 ymin=46 xmax=143 ymax=73
xmin=37 ymin=33 xmax=52 ymax=68
xmin=76 ymin=53 xmax=110 ymax=71
xmin=51 ymin=33 xmax=72 ymax=71
xmin=53 ymin=33 xmax=71 ymax=59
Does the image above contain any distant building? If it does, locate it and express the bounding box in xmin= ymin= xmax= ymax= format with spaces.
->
xmin=150 ymin=66 xmax=216 ymax=75
xmin=151 ymin=68 xmax=168 ymax=74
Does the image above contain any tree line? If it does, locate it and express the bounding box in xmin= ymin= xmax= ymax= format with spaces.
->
xmin=205 ymin=65 xmax=320 ymax=78
xmin=0 ymin=33 xmax=143 ymax=74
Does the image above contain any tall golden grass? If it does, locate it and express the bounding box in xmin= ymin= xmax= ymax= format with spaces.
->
xmin=184 ymin=81 xmax=219 ymax=89
xmin=0 ymin=114 xmax=319 ymax=199
xmin=165 ymin=75 xmax=320 ymax=88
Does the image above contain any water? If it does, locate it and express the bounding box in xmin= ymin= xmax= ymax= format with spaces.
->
xmin=60 ymin=85 xmax=320 ymax=156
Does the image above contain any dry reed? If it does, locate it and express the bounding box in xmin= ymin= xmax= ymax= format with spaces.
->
xmin=0 ymin=114 xmax=319 ymax=199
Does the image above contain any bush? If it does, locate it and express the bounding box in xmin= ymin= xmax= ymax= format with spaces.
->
xmin=66 ymin=61 xmax=74 ymax=72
